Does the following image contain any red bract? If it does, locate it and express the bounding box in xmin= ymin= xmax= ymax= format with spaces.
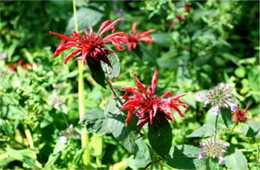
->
xmin=126 ymin=22 xmax=154 ymax=51
xmin=232 ymin=106 xmax=249 ymax=124
xmin=50 ymin=17 xmax=127 ymax=66
xmin=120 ymin=70 xmax=188 ymax=129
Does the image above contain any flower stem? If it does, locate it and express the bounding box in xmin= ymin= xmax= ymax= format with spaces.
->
xmin=73 ymin=0 xmax=90 ymax=165
xmin=105 ymin=76 xmax=123 ymax=106
xmin=214 ymin=113 xmax=220 ymax=141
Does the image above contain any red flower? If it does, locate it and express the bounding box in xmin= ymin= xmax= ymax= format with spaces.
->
xmin=176 ymin=15 xmax=185 ymax=22
xmin=185 ymin=3 xmax=192 ymax=11
xmin=8 ymin=59 xmax=32 ymax=72
xmin=125 ymin=22 xmax=154 ymax=51
xmin=120 ymin=70 xmax=188 ymax=129
xmin=232 ymin=106 xmax=249 ymax=124
xmin=50 ymin=17 xmax=127 ymax=66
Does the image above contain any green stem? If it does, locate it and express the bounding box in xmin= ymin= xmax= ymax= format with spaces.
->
xmin=214 ymin=113 xmax=219 ymax=141
xmin=105 ymin=76 xmax=123 ymax=106
xmin=73 ymin=0 xmax=90 ymax=165
xmin=24 ymin=125 xmax=42 ymax=168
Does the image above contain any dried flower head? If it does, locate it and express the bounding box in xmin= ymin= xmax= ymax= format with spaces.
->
xmin=120 ymin=70 xmax=188 ymax=129
xmin=199 ymin=138 xmax=229 ymax=162
xmin=198 ymin=83 xmax=237 ymax=114
xmin=232 ymin=105 xmax=249 ymax=124
xmin=50 ymin=17 xmax=127 ymax=66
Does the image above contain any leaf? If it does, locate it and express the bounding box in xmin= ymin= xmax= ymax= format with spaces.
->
xmin=126 ymin=138 xmax=152 ymax=170
xmin=23 ymin=157 xmax=38 ymax=168
xmin=65 ymin=7 xmax=103 ymax=34
xmin=152 ymin=33 xmax=172 ymax=46
xmin=235 ymin=67 xmax=246 ymax=78
xmin=87 ymin=57 xmax=106 ymax=88
xmin=81 ymin=108 xmax=110 ymax=134
xmin=44 ymin=154 xmax=60 ymax=168
xmin=139 ymin=43 xmax=158 ymax=65
xmin=148 ymin=116 xmax=172 ymax=157
xmin=101 ymin=53 xmax=120 ymax=80
xmin=187 ymin=123 xmax=215 ymax=138
xmin=73 ymin=147 xmax=86 ymax=163
xmin=225 ymin=147 xmax=248 ymax=170
xmin=242 ymin=121 xmax=260 ymax=138
xmin=53 ymin=142 xmax=66 ymax=155
xmin=104 ymin=97 xmax=138 ymax=153
xmin=220 ymin=108 xmax=233 ymax=129
xmin=166 ymin=145 xmax=206 ymax=169
xmin=0 ymin=119 xmax=14 ymax=138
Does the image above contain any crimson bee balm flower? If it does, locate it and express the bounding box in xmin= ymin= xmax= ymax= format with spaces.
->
xmin=50 ymin=17 xmax=127 ymax=66
xmin=120 ymin=70 xmax=188 ymax=129
xmin=232 ymin=106 xmax=249 ymax=124
xmin=126 ymin=22 xmax=154 ymax=51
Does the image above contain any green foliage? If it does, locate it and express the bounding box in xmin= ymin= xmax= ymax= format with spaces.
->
xmin=0 ymin=0 xmax=259 ymax=169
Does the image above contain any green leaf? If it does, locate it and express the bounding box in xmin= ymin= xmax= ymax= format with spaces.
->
xmin=53 ymin=142 xmax=66 ymax=155
xmin=166 ymin=145 xmax=206 ymax=169
xmin=187 ymin=123 xmax=215 ymax=138
xmin=148 ymin=116 xmax=172 ymax=157
xmin=65 ymin=7 xmax=103 ymax=34
xmin=242 ymin=121 xmax=260 ymax=138
xmin=152 ymin=33 xmax=172 ymax=46
xmin=126 ymin=138 xmax=152 ymax=170
xmin=23 ymin=157 xmax=38 ymax=168
xmin=220 ymin=108 xmax=233 ymax=129
xmin=44 ymin=154 xmax=60 ymax=168
xmin=73 ymin=147 xmax=86 ymax=163
xmin=101 ymin=53 xmax=120 ymax=80
xmin=87 ymin=57 xmax=106 ymax=88
xmin=225 ymin=147 xmax=248 ymax=170
xmin=81 ymin=108 xmax=110 ymax=134
xmin=235 ymin=67 xmax=246 ymax=78
xmin=0 ymin=119 xmax=14 ymax=138
xmin=104 ymin=97 xmax=138 ymax=153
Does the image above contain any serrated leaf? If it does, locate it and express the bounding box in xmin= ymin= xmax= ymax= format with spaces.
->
xmin=81 ymin=108 xmax=110 ymax=134
xmin=187 ymin=123 xmax=215 ymax=138
xmin=101 ymin=53 xmax=120 ymax=80
xmin=225 ymin=147 xmax=248 ymax=170
xmin=220 ymin=108 xmax=233 ymax=129
xmin=104 ymin=97 xmax=138 ymax=153
xmin=65 ymin=7 xmax=103 ymax=34
xmin=166 ymin=145 xmax=206 ymax=169
xmin=148 ymin=116 xmax=172 ymax=157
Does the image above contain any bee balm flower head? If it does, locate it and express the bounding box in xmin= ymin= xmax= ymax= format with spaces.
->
xmin=50 ymin=17 xmax=127 ymax=67
xmin=126 ymin=22 xmax=154 ymax=51
xmin=120 ymin=70 xmax=188 ymax=129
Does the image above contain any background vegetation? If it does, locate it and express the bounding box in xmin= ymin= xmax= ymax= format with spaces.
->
xmin=0 ymin=0 xmax=259 ymax=169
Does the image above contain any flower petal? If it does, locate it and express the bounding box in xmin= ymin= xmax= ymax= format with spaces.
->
xmin=151 ymin=70 xmax=159 ymax=95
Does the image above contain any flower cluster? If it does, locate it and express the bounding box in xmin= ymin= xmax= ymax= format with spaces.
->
xmin=198 ymin=138 xmax=229 ymax=164
xmin=125 ymin=22 xmax=154 ymax=51
xmin=120 ymin=70 xmax=188 ymax=129
xmin=50 ymin=17 xmax=127 ymax=66
xmin=59 ymin=124 xmax=80 ymax=144
xmin=198 ymin=83 xmax=237 ymax=115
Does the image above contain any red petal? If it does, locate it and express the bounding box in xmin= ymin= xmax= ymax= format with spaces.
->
xmin=153 ymin=104 xmax=158 ymax=117
xmin=132 ymin=22 xmax=137 ymax=34
xmin=98 ymin=20 xmax=113 ymax=34
xmin=49 ymin=31 xmax=75 ymax=41
xmin=99 ymin=17 xmax=124 ymax=36
xmin=151 ymin=70 xmax=159 ymax=95
xmin=134 ymin=75 xmax=147 ymax=95
xmin=64 ymin=49 xmax=81 ymax=64
xmin=125 ymin=108 xmax=133 ymax=126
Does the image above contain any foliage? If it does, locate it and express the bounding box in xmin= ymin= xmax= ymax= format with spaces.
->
xmin=0 ymin=0 xmax=259 ymax=169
